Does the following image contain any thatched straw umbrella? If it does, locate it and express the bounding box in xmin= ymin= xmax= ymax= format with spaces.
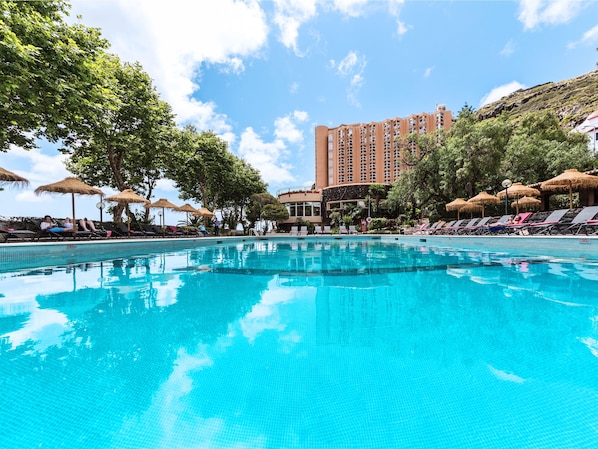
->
xmin=445 ymin=198 xmax=468 ymax=219
xmin=175 ymin=203 xmax=199 ymax=225
xmin=513 ymin=196 xmax=541 ymax=211
xmin=194 ymin=207 xmax=215 ymax=218
xmin=540 ymin=169 xmax=598 ymax=209
xmin=35 ymin=177 xmax=103 ymax=230
xmin=459 ymin=202 xmax=483 ymax=218
xmin=467 ymin=191 xmax=500 ymax=217
xmin=105 ymin=189 xmax=150 ymax=234
xmin=0 ymin=167 xmax=29 ymax=186
xmin=146 ymin=198 xmax=178 ymax=228
xmin=496 ymin=182 xmax=540 ymax=214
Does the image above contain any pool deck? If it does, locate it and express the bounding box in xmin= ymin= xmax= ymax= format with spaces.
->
xmin=2 ymin=233 xmax=598 ymax=272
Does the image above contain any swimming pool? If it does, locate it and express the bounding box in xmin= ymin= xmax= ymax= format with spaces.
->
xmin=1 ymin=237 xmax=598 ymax=448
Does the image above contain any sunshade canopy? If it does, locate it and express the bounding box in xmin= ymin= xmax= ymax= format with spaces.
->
xmin=0 ymin=167 xmax=29 ymax=185
xmin=34 ymin=177 xmax=104 ymax=228
xmin=496 ymin=182 xmax=540 ymax=200
xmin=540 ymin=169 xmax=598 ymax=209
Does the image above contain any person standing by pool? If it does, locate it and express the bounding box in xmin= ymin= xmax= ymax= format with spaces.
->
xmin=213 ymin=218 xmax=220 ymax=236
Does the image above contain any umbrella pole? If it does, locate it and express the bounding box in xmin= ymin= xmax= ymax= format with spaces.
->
xmin=71 ymin=193 xmax=76 ymax=231
xmin=569 ymin=185 xmax=573 ymax=209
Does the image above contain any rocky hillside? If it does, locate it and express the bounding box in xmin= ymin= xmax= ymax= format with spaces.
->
xmin=477 ymin=69 xmax=598 ymax=129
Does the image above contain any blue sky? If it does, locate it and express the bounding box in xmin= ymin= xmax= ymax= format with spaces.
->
xmin=2 ymin=0 xmax=598 ymax=221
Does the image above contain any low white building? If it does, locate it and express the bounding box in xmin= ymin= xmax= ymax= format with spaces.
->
xmin=575 ymin=110 xmax=598 ymax=155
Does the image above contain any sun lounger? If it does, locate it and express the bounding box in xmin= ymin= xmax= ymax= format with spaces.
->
xmin=503 ymin=212 xmax=533 ymax=234
xmin=552 ymin=206 xmax=598 ymax=235
xmin=483 ymin=215 xmax=513 ymax=234
xmin=339 ymin=225 xmax=348 ymax=234
xmin=459 ymin=216 xmax=492 ymax=234
xmin=455 ymin=217 xmax=481 ymax=234
xmin=314 ymin=225 xmax=323 ymax=234
xmin=520 ymin=209 xmax=570 ymax=235
xmin=430 ymin=220 xmax=454 ymax=234
xmin=348 ymin=225 xmax=358 ymax=234
xmin=422 ymin=220 xmax=446 ymax=234
xmin=439 ymin=219 xmax=466 ymax=234
xmin=0 ymin=228 xmax=38 ymax=242
xmin=323 ymin=225 xmax=331 ymax=234
xmin=299 ymin=225 xmax=308 ymax=236
xmin=289 ymin=226 xmax=299 ymax=236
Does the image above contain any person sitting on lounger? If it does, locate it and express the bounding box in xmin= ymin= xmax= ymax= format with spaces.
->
xmin=40 ymin=215 xmax=75 ymax=233
xmin=198 ymin=224 xmax=209 ymax=236
xmin=79 ymin=217 xmax=98 ymax=232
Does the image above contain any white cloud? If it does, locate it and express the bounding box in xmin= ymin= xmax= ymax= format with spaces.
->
xmin=388 ymin=0 xmax=409 ymax=36
xmin=424 ymin=66 xmax=434 ymax=78
xmin=330 ymin=51 xmax=367 ymax=107
xmin=500 ymin=39 xmax=516 ymax=56
xmin=518 ymin=0 xmax=584 ymax=30
xmin=272 ymin=0 xmax=317 ymax=55
xmin=332 ymin=0 xmax=369 ymax=17
xmin=479 ymin=81 xmax=526 ymax=107
xmin=237 ymin=128 xmax=295 ymax=185
xmin=274 ymin=111 xmax=309 ymax=143
xmin=237 ymin=111 xmax=308 ymax=185
xmin=70 ymin=0 xmax=269 ymax=133
xmin=568 ymin=24 xmax=598 ymax=49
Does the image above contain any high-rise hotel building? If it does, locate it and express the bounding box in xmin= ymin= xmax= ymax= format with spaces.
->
xmin=277 ymin=105 xmax=453 ymax=229
xmin=314 ymin=105 xmax=453 ymax=189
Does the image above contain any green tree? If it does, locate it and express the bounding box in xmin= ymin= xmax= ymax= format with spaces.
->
xmin=0 ymin=0 xmax=109 ymax=150
xmin=501 ymin=111 xmax=593 ymax=183
xmin=167 ymin=127 xmax=233 ymax=207
xmin=261 ymin=203 xmax=289 ymax=232
xmin=64 ymin=57 xmax=176 ymax=221
xmin=246 ymin=193 xmax=279 ymax=231
xmin=219 ymin=158 xmax=267 ymax=230
xmin=368 ymin=184 xmax=387 ymax=217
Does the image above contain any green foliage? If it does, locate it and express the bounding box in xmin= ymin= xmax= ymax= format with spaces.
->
xmin=166 ymin=127 xmax=266 ymax=230
xmin=0 ymin=0 xmax=109 ymax=150
xmin=369 ymin=218 xmax=387 ymax=230
xmin=328 ymin=211 xmax=342 ymax=228
xmin=262 ymin=203 xmax=289 ymax=231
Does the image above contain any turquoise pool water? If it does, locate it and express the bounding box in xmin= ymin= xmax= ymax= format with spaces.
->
xmin=1 ymin=239 xmax=598 ymax=448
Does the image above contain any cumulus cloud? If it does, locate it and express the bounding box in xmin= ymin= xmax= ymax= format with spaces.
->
xmin=272 ymin=0 xmax=317 ymax=55
xmin=423 ymin=66 xmax=434 ymax=78
xmin=518 ymin=0 xmax=584 ymax=30
xmin=238 ymin=128 xmax=294 ymax=185
xmin=479 ymin=81 xmax=526 ymax=107
xmin=330 ymin=51 xmax=367 ymax=107
xmin=70 ymin=0 xmax=268 ymax=133
xmin=237 ymin=111 xmax=308 ymax=186
xmin=274 ymin=111 xmax=309 ymax=143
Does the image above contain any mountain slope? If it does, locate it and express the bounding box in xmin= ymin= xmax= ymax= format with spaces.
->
xmin=476 ymin=70 xmax=598 ymax=129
